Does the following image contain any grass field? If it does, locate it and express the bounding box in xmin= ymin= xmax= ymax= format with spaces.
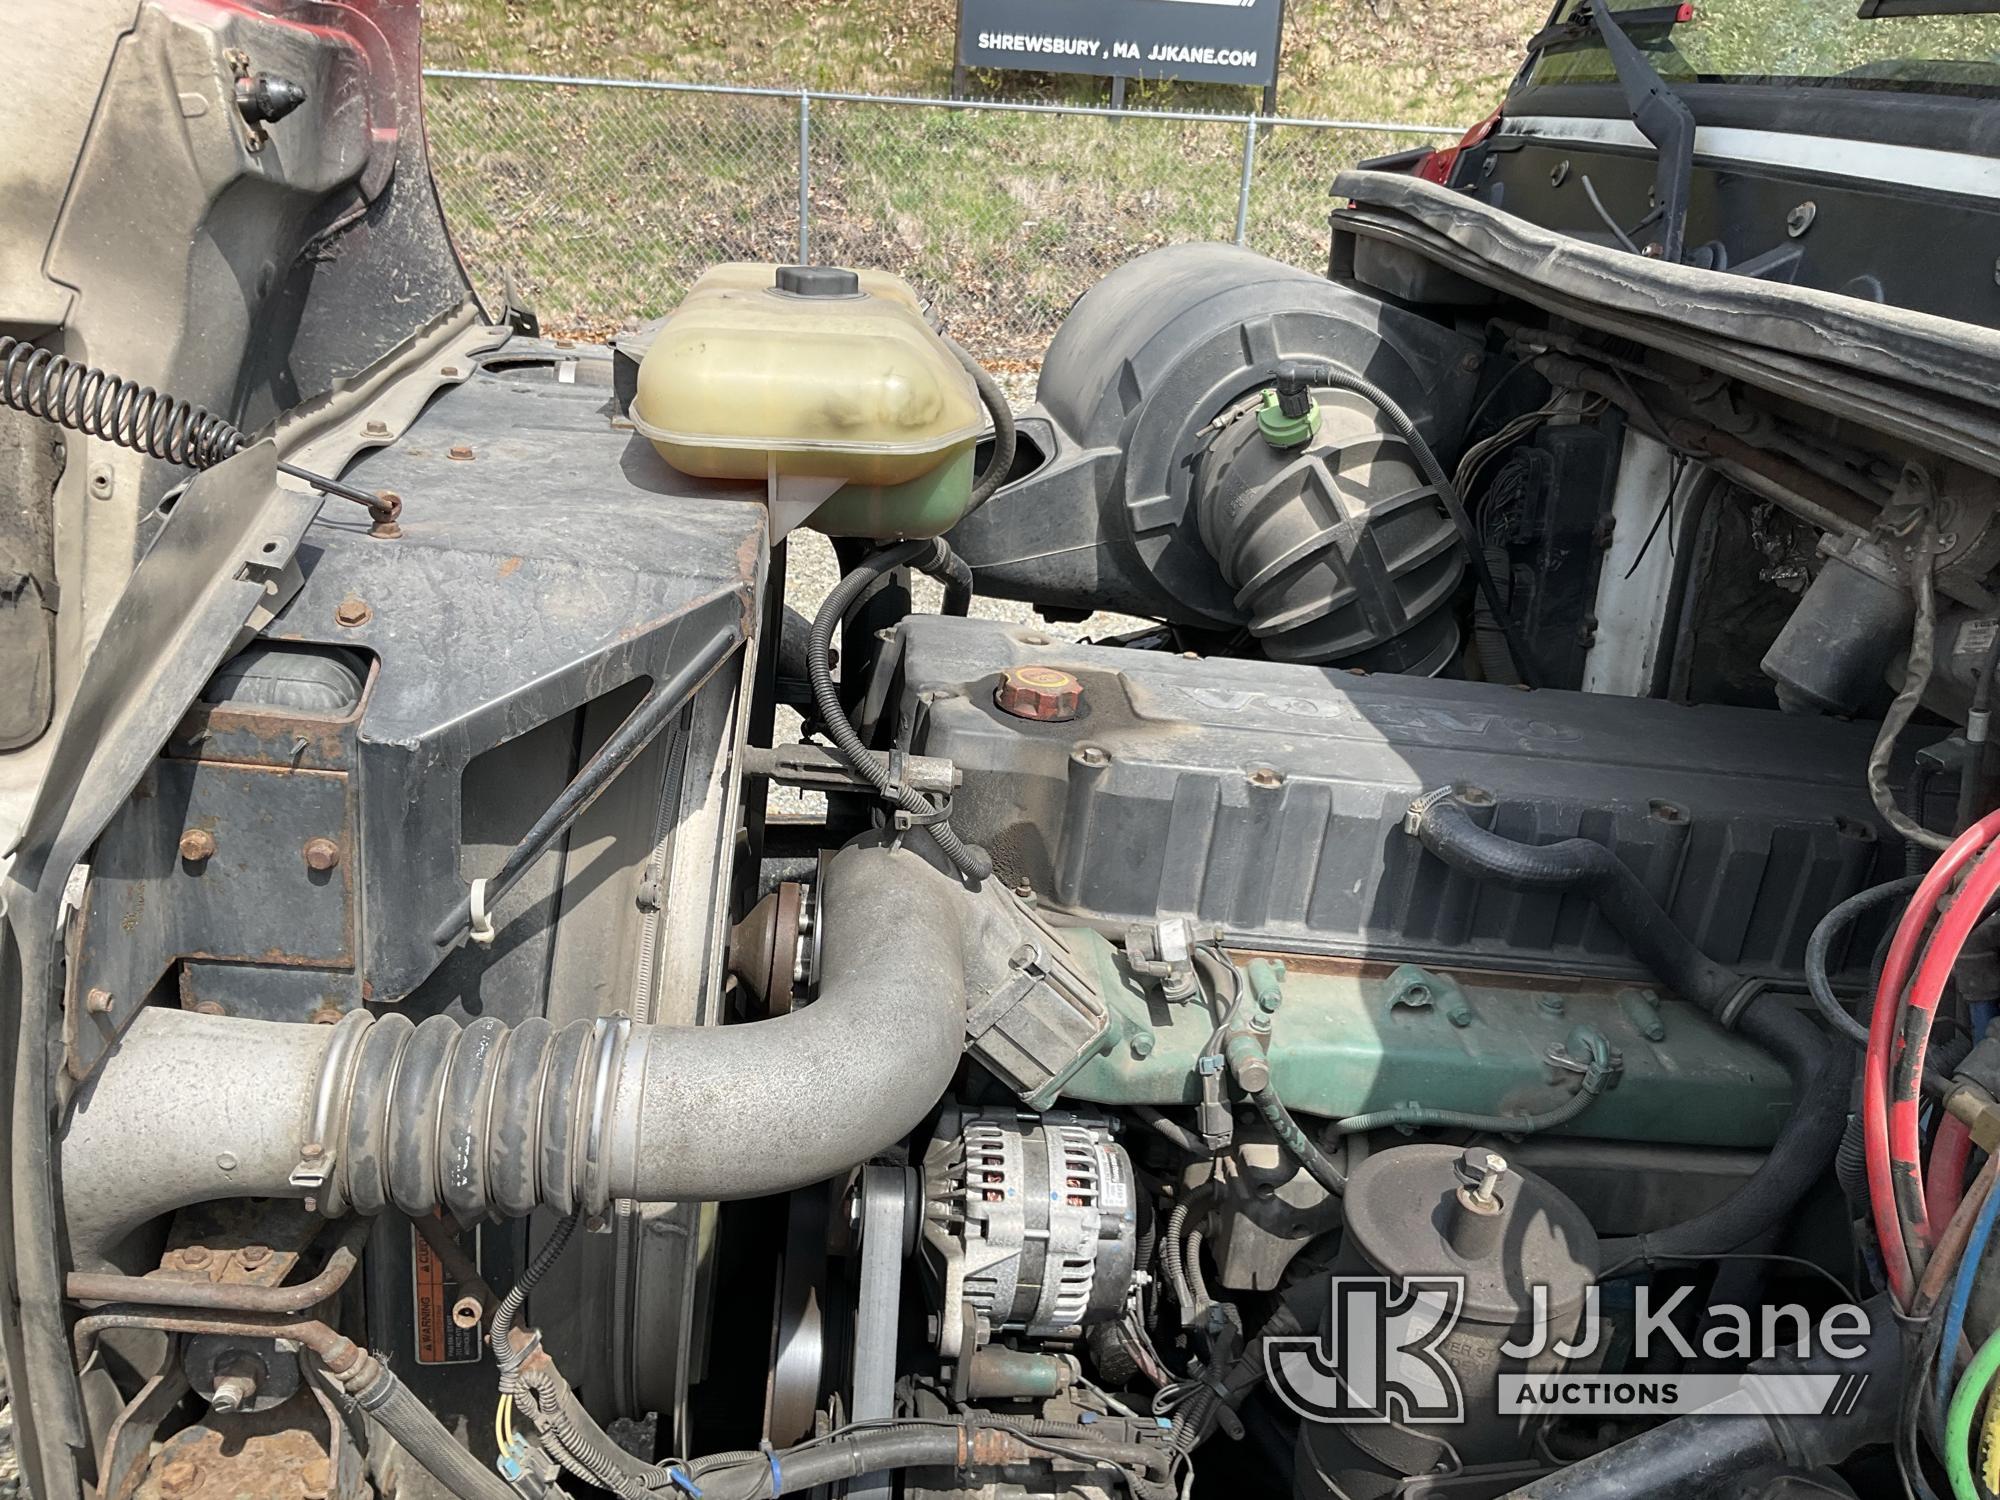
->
xmin=423 ymin=0 xmax=1543 ymax=121
xmin=419 ymin=0 xmax=1545 ymax=352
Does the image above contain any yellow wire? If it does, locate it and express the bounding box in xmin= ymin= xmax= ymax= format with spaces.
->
xmin=1982 ymin=1379 xmax=2000 ymax=1493
xmin=494 ymin=1393 xmax=514 ymax=1455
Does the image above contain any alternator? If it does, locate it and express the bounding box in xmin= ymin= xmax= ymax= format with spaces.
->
xmin=920 ymin=1106 xmax=1139 ymax=1359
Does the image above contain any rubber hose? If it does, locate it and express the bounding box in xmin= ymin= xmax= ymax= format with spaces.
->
xmin=1407 ymin=790 xmax=1850 ymax=1263
xmin=1605 ymin=997 xmax=1850 ymax=1267
xmin=1408 ymin=792 xmax=1751 ymax=1015
xmin=947 ymin=337 xmax=1017 ymax=515
xmin=808 ymin=540 xmax=992 ymax=881
xmin=1292 ymin=361 xmax=1545 ymax=688
xmin=1806 ymin=875 xmax=1922 ymax=1050
xmin=932 ymin=539 xmax=976 ymax=617
xmin=351 ymin=1363 xmax=520 ymax=1500
xmin=1133 ymin=1104 xmax=1207 ymax=1156
xmin=1248 ymin=1086 xmax=1346 ymax=1195
xmin=320 ymin=843 xmax=969 ymax=1216
xmin=1802 ymin=874 xmax=1956 ymax=1104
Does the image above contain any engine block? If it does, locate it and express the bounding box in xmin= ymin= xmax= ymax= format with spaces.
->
xmin=884 ymin=616 xmax=1892 ymax=989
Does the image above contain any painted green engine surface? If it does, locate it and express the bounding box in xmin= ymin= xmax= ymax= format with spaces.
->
xmin=1056 ymin=942 xmax=1794 ymax=1149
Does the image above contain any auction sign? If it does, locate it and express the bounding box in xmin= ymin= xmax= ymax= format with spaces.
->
xmin=954 ymin=0 xmax=1286 ymax=94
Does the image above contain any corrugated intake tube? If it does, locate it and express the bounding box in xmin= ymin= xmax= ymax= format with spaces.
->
xmin=63 ymin=843 xmax=976 ymax=1232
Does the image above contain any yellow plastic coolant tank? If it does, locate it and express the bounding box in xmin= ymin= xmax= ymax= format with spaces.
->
xmin=631 ymin=263 xmax=984 ymax=537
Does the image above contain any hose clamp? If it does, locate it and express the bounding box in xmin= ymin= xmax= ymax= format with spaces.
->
xmin=468 ymin=878 xmax=497 ymax=946
xmin=1402 ymin=785 xmax=1455 ymax=838
xmin=294 ymin=1009 xmax=372 ymax=1213
xmin=1715 ymin=976 xmax=1768 ymax=1030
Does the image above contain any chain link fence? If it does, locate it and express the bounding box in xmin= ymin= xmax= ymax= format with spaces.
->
xmin=423 ymin=70 xmax=1455 ymax=366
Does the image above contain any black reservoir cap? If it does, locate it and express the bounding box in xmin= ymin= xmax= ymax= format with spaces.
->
xmin=775 ymin=265 xmax=862 ymax=298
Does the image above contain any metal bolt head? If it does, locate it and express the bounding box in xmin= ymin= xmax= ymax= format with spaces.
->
xmin=370 ymin=489 xmax=404 ymax=540
xmin=447 ymin=443 xmax=475 ymax=461
xmin=237 ymin=1243 xmax=271 ymax=1269
xmin=302 ymin=837 xmax=341 ymax=872
xmin=300 ymin=1141 xmax=326 ymax=1160
xmin=333 ymin=596 xmax=371 ymax=628
xmin=178 ymin=1245 xmax=213 ymax=1269
xmin=178 ymin=827 xmax=217 ymax=863
xmin=1785 ymin=200 xmax=1816 ymax=238
xmin=1129 ymin=1030 xmax=1155 ymax=1061
xmin=1456 ymin=1146 xmax=1508 ymax=1206
xmin=157 ymin=1458 xmax=203 ymax=1498
xmin=363 ymin=418 xmax=389 ymax=436
xmin=85 ymin=986 xmax=114 ymax=1015
xmin=209 ymin=1371 xmax=258 ymax=1413
xmin=995 ymin=664 xmax=1083 ymax=722
xmin=1072 ymin=744 xmax=1109 ymax=769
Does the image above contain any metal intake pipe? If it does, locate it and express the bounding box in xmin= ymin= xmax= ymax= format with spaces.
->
xmin=62 ymin=843 xmax=975 ymax=1246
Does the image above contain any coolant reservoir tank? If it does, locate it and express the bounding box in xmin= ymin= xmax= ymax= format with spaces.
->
xmin=631 ymin=264 xmax=983 ymax=507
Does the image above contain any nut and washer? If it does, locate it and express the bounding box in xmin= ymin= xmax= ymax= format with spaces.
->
xmin=302 ymin=837 xmax=341 ymax=872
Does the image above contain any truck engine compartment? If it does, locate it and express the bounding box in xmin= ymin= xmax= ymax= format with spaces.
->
xmin=7 ymin=6 xmax=2000 ymax=1500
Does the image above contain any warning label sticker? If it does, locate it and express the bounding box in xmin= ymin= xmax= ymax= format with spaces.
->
xmin=412 ymin=1225 xmax=483 ymax=1365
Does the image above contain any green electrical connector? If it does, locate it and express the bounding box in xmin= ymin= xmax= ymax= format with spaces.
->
xmin=1255 ymin=386 xmax=1320 ymax=450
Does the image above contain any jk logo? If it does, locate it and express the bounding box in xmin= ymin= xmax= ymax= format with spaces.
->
xmin=1265 ymin=1276 xmax=1466 ymax=1425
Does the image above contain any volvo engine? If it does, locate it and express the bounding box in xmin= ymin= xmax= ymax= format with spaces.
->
xmin=5 ymin=6 xmax=2000 ymax=1500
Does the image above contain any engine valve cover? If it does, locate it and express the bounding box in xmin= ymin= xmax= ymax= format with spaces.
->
xmin=884 ymin=616 xmax=1891 ymax=987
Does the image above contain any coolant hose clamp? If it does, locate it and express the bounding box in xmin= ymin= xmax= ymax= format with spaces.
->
xmin=1716 ymin=976 xmax=1768 ymax=1030
xmin=1402 ymin=785 xmax=1455 ymax=838
xmin=468 ymin=878 xmax=496 ymax=946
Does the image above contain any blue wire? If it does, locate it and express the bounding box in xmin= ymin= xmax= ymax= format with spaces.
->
xmin=1937 ymin=1168 xmax=2000 ymax=1419
xmin=1973 ymin=1000 xmax=1998 ymax=1040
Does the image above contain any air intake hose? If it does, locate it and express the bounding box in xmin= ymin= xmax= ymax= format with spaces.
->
xmin=64 ymin=843 xmax=977 ymax=1239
